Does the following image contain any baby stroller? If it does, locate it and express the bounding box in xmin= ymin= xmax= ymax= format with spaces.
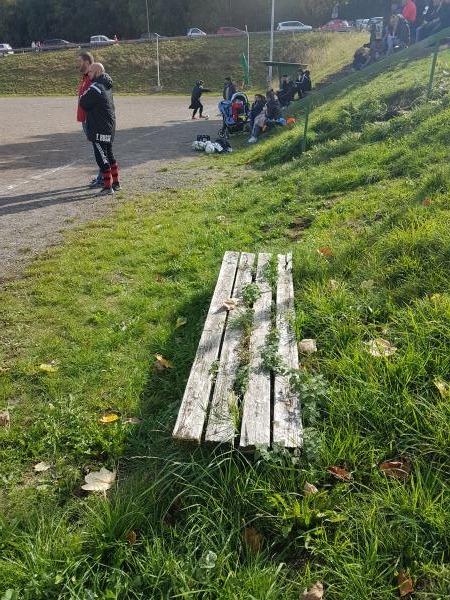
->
xmin=218 ymin=92 xmax=250 ymax=138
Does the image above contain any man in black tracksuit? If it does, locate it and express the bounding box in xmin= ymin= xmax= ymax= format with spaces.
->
xmin=189 ymin=80 xmax=210 ymax=119
xmin=80 ymin=62 xmax=121 ymax=195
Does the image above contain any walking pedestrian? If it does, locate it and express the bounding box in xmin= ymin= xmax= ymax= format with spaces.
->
xmin=189 ymin=80 xmax=210 ymax=119
xmin=80 ymin=62 xmax=121 ymax=195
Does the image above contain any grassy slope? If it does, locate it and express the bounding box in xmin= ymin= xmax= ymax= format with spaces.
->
xmin=0 ymin=32 xmax=366 ymax=95
xmin=1 ymin=47 xmax=450 ymax=598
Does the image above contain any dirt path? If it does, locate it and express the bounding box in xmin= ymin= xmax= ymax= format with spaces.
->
xmin=0 ymin=96 xmax=224 ymax=279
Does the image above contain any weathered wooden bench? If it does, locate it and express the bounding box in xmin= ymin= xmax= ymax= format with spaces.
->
xmin=172 ymin=251 xmax=302 ymax=450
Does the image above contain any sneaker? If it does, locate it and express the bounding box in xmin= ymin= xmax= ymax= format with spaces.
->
xmin=247 ymin=137 xmax=258 ymax=144
xmin=191 ymin=116 xmax=197 ymax=120
xmin=89 ymin=180 xmax=104 ymax=189
xmin=96 ymin=186 xmax=114 ymax=196
xmin=199 ymin=115 xmax=209 ymax=120
xmin=112 ymin=182 xmax=122 ymax=191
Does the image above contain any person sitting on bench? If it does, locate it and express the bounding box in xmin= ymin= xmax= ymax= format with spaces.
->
xmin=277 ymin=76 xmax=296 ymax=107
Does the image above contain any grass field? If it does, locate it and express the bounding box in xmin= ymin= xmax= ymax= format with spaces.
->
xmin=1 ymin=41 xmax=450 ymax=599
xmin=0 ymin=32 xmax=366 ymax=95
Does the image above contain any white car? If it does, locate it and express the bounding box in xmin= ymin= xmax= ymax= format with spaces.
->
xmin=0 ymin=43 xmax=14 ymax=56
xmin=276 ymin=21 xmax=312 ymax=32
xmin=90 ymin=35 xmax=115 ymax=45
xmin=187 ymin=28 xmax=206 ymax=37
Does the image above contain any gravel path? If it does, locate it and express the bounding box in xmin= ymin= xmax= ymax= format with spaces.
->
xmin=0 ymin=96 xmax=224 ymax=279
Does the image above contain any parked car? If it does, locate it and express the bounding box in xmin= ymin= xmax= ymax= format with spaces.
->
xmin=41 ymin=39 xmax=75 ymax=49
xmin=355 ymin=18 xmax=370 ymax=31
xmin=276 ymin=21 xmax=312 ymax=32
xmin=187 ymin=28 xmax=206 ymax=37
xmin=321 ymin=19 xmax=351 ymax=32
xmin=0 ymin=43 xmax=14 ymax=56
xmin=90 ymin=35 xmax=115 ymax=45
xmin=216 ymin=26 xmax=247 ymax=36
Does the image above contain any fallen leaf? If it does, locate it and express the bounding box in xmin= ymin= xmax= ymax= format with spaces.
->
xmin=303 ymin=481 xmax=319 ymax=496
xmin=81 ymin=467 xmax=116 ymax=492
xmin=99 ymin=411 xmax=121 ymax=424
xmin=216 ymin=215 xmax=226 ymax=222
xmin=126 ymin=530 xmax=137 ymax=545
xmin=0 ymin=367 xmax=10 ymax=374
xmin=398 ymin=571 xmax=413 ymax=597
xmin=365 ymin=338 xmax=397 ymax=357
xmin=422 ymin=197 xmax=431 ymax=206
xmin=360 ymin=279 xmax=375 ymax=290
xmin=328 ymin=466 xmax=352 ymax=482
xmin=122 ymin=416 xmax=142 ymax=425
xmin=34 ymin=461 xmax=51 ymax=472
xmin=39 ymin=361 xmax=59 ymax=373
xmin=175 ymin=317 xmax=187 ymax=329
xmin=243 ymin=527 xmax=264 ymax=552
xmin=380 ymin=459 xmax=411 ymax=480
xmin=155 ymin=275 xmax=163 ymax=283
xmin=317 ymin=246 xmax=333 ymax=258
xmin=301 ymin=581 xmax=324 ymax=600
xmin=329 ymin=279 xmax=339 ymax=291
xmin=0 ymin=410 xmax=10 ymax=428
xmin=223 ymin=298 xmax=239 ymax=311
xmin=430 ymin=293 xmax=442 ymax=302
xmin=434 ymin=378 xmax=450 ymax=399
xmin=154 ymin=354 xmax=172 ymax=370
xmin=298 ymin=339 xmax=317 ymax=354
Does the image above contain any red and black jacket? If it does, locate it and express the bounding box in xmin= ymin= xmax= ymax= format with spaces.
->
xmin=80 ymin=73 xmax=116 ymax=143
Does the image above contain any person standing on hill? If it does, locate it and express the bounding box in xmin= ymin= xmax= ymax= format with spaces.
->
xmin=189 ymin=80 xmax=210 ymax=119
xmin=80 ymin=62 xmax=121 ymax=195
xmin=77 ymin=51 xmax=103 ymax=188
xmin=223 ymin=76 xmax=236 ymax=100
xmin=402 ymin=0 xmax=417 ymax=25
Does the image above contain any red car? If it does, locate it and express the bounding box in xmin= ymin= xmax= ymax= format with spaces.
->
xmin=216 ymin=26 xmax=247 ymax=36
xmin=321 ymin=19 xmax=351 ymax=32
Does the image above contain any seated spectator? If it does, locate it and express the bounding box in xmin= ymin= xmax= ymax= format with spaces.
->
xmin=427 ymin=0 xmax=450 ymax=36
xmin=249 ymin=93 xmax=266 ymax=129
xmin=353 ymin=46 xmax=371 ymax=70
xmin=386 ymin=13 xmax=411 ymax=53
xmin=416 ymin=0 xmax=442 ymax=42
xmin=248 ymin=90 xmax=284 ymax=144
xmin=277 ymin=76 xmax=296 ymax=107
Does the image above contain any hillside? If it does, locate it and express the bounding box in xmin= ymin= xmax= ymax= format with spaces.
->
xmin=0 ymin=32 xmax=366 ymax=95
xmin=1 ymin=42 xmax=450 ymax=599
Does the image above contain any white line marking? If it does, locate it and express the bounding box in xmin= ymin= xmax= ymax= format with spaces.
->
xmin=0 ymin=160 xmax=80 ymax=195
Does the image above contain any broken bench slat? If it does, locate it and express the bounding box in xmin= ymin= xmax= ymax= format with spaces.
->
xmin=172 ymin=251 xmax=240 ymax=442
xmin=273 ymin=253 xmax=303 ymax=448
xmin=239 ymin=253 xmax=272 ymax=449
xmin=205 ymin=252 xmax=256 ymax=443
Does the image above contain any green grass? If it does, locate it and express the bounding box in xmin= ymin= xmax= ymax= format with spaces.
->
xmin=0 ymin=32 xmax=366 ymax=95
xmin=1 ymin=42 xmax=450 ymax=599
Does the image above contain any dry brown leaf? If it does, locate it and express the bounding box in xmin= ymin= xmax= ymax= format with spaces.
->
xmin=0 ymin=410 xmax=10 ymax=428
xmin=317 ymin=246 xmax=333 ymax=258
xmin=328 ymin=466 xmax=352 ymax=482
xmin=360 ymin=279 xmax=375 ymax=290
xmin=122 ymin=416 xmax=142 ymax=425
xmin=155 ymin=275 xmax=163 ymax=283
xmin=243 ymin=527 xmax=264 ymax=553
xmin=216 ymin=215 xmax=226 ymax=222
xmin=365 ymin=338 xmax=397 ymax=357
xmin=34 ymin=461 xmax=51 ymax=472
xmin=223 ymin=298 xmax=239 ymax=311
xmin=380 ymin=459 xmax=411 ymax=480
xmin=81 ymin=467 xmax=116 ymax=492
xmin=422 ymin=197 xmax=431 ymax=206
xmin=329 ymin=279 xmax=339 ymax=291
xmin=398 ymin=571 xmax=413 ymax=597
xmin=301 ymin=581 xmax=324 ymax=600
xmin=154 ymin=354 xmax=172 ymax=370
xmin=303 ymin=481 xmax=319 ymax=496
xmin=299 ymin=339 xmax=317 ymax=354
xmin=126 ymin=530 xmax=137 ymax=545
xmin=434 ymin=378 xmax=450 ymax=399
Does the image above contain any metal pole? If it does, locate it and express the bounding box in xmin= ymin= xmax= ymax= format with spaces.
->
xmin=156 ymin=33 xmax=161 ymax=87
xmin=145 ymin=0 xmax=150 ymax=39
xmin=302 ymin=97 xmax=311 ymax=153
xmin=268 ymin=0 xmax=275 ymax=88
xmin=426 ymin=39 xmax=440 ymax=100
xmin=246 ymin=25 xmax=250 ymax=84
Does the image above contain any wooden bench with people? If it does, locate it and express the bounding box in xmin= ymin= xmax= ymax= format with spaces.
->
xmin=172 ymin=251 xmax=303 ymax=450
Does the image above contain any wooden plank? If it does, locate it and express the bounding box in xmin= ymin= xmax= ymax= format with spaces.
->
xmin=273 ymin=254 xmax=303 ymax=448
xmin=239 ymin=253 xmax=272 ymax=449
xmin=172 ymin=251 xmax=240 ymax=442
xmin=205 ymin=253 xmax=256 ymax=443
